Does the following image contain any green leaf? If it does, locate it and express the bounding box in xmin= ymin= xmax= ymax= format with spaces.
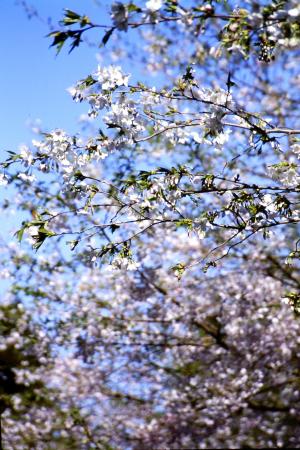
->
xmin=31 ymin=226 xmax=56 ymax=250
xmin=69 ymin=239 xmax=79 ymax=251
xmin=15 ymin=228 xmax=25 ymax=243
xmin=110 ymin=224 xmax=120 ymax=234
xmin=74 ymin=171 xmax=86 ymax=181
xmin=128 ymin=3 xmax=142 ymax=13
xmin=226 ymin=71 xmax=236 ymax=91
xmin=64 ymin=9 xmax=81 ymax=20
xmin=171 ymin=263 xmax=186 ymax=280
xmin=102 ymin=28 xmax=114 ymax=46
xmin=202 ymin=261 xmax=217 ymax=273
xmin=183 ymin=65 xmax=195 ymax=83
xmin=81 ymin=75 xmax=97 ymax=88
xmin=175 ymin=219 xmax=193 ymax=230
xmin=48 ymin=31 xmax=68 ymax=54
xmin=80 ymin=15 xmax=91 ymax=26
xmin=69 ymin=34 xmax=82 ymax=53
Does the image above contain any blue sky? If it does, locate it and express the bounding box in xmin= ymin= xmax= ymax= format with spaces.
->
xmin=1 ymin=1 xmax=111 ymax=153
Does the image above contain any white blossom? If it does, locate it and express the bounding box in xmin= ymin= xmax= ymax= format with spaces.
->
xmin=94 ymin=65 xmax=130 ymax=90
xmin=145 ymin=0 xmax=163 ymax=12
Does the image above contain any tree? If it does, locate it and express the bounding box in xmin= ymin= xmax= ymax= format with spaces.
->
xmin=1 ymin=0 xmax=300 ymax=448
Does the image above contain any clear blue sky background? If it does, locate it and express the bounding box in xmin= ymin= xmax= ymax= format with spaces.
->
xmin=1 ymin=1 xmax=111 ymax=154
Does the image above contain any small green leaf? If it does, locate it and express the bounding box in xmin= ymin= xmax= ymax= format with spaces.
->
xmin=175 ymin=219 xmax=193 ymax=230
xmin=110 ymin=224 xmax=120 ymax=234
xmin=64 ymin=9 xmax=81 ymax=20
xmin=171 ymin=263 xmax=186 ymax=280
xmin=128 ymin=3 xmax=142 ymax=13
xmin=15 ymin=228 xmax=25 ymax=243
xmin=69 ymin=239 xmax=79 ymax=251
xmin=74 ymin=171 xmax=86 ymax=181
xmin=102 ymin=28 xmax=114 ymax=46
xmin=48 ymin=31 xmax=68 ymax=54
